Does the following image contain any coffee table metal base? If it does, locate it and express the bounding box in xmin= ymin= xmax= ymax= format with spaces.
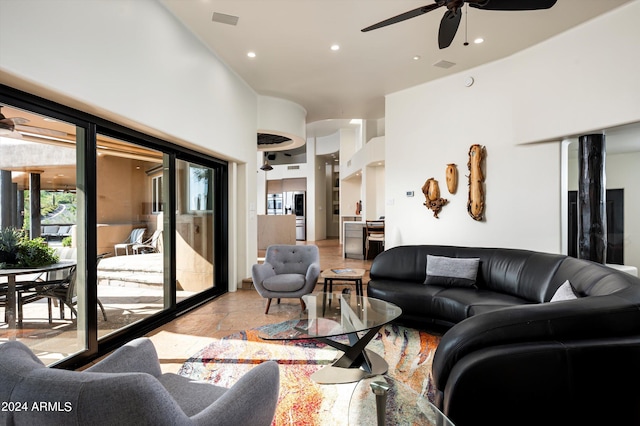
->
xmin=311 ymin=348 xmax=388 ymax=384
xmin=310 ymin=325 xmax=388 ymax=384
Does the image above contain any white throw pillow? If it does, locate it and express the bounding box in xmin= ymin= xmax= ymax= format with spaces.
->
xmin=550 ymin=280 xmax=578 ymax=302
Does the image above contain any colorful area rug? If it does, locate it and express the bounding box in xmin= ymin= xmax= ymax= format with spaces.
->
xmin=178 ymin=324 xmax=440 ymax=425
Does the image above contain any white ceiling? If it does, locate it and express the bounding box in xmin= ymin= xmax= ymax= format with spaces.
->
xmin=160 ymin=0 xmax=633 ymax=126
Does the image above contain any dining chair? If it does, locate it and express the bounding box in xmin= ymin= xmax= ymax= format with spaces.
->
xmin=364 ymin=220 xmax=385 ymax=260
xmin=18 ymin=256 xmax=109 ymax=324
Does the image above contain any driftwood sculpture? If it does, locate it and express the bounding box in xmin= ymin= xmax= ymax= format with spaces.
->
xmin=422 ymin=178 xmax=448 ymax=218
xmin=446 ymin=163 xmax=458 ymax=194
xmin=467 ymin=144 xmax=486 ymax=221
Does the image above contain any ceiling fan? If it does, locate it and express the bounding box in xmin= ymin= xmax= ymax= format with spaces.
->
xmin=0 ymin=106 xmax=70 ymax=140
xmin=361 ymin=0 xmax=558 ymax=49
xmin=0 ymin=106 xmax=29 ymax=135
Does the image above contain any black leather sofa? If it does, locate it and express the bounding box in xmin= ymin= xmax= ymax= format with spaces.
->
xmin=367 ymin=245 xmax=640 ymax=426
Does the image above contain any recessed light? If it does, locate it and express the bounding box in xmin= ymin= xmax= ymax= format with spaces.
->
xmin=330 ymin=44 xmax=340 ymax=51
xmin=247 ymin=51 xmax=256 ymax=58
xmin=474 ymin=38 xmax=484 ymax=44
xmin=413 ymin=55 xmax=421 ymax=61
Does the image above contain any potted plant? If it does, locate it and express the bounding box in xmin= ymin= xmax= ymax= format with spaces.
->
xmin=0 ymin=227 xmax=21 ymax=267
xmin=0 ymin=227 xmax=59 ymax=269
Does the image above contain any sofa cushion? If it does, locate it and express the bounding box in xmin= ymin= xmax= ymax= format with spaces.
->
xmin=431 ymin=288 xmax=530 ymax=322
xmin=424 ymin=255 xmax=480 ymax=288
xmin=550 ymin=280 xmax=578 ymax=302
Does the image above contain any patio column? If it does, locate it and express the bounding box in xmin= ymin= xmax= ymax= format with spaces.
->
xmin=15 ymin=186 xmax=24 ymax=229
xmin=577 ymin=133 xmax=606 ymax=264
xmin=29 ymin=172 xmax=42 ymax=239
xmin=0 ymin=170 xmax=13 ymax=229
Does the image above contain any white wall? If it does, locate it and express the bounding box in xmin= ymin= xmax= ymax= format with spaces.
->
xmin=0 ymin=0 xmax=259 ymax=290
xmin=385 ymin=1 xmax=640 ymax=254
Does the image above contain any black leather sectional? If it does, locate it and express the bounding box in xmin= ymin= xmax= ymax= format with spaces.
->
xmin=367 ymin=245 xmax=640 ymax=426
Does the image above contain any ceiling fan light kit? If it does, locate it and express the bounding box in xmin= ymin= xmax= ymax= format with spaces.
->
xmin=361 ymin=0 xmax=558 ymax=49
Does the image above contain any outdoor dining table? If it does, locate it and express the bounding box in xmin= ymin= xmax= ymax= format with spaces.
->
xmin=1 ymin=260 xmax=76 ymax=339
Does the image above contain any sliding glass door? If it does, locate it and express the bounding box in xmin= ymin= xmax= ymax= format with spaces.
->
xmin=95 ymin=133 xmax=167 ymax=337
xmin=175 ymin=159 xmax=216 ymax=295
xmin=0 ymin=103 xmax=87 ymax=362
xmin=1 ymin=85 xmax=228 ymax=366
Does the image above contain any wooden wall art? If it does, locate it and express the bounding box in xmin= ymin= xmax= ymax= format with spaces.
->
xmin=467 ymin=144 xmax=486 ymax=221
xmin=422 ymin=178 xmax=448 ymax=218
xmin=446 ymin=163 xmax=458 ymax=194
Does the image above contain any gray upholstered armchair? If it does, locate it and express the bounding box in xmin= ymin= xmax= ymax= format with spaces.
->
xmin=0 ymin=338 xmax=279 ymax=426
xmin=252 ymin=244 xmax=321 ymax=314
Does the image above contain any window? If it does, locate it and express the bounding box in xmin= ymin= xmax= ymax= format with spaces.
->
xmin=152 ymin=175 xmax=163 ymax=214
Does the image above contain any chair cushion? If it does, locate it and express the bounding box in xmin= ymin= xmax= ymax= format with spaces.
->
xmin=262 ymin=273 xmax=306 ymax=292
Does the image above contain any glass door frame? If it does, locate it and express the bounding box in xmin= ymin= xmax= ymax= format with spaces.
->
xmin=1 ymin=84 xmax=229 ymax=369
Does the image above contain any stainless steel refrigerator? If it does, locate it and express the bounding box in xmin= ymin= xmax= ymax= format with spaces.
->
xmin=284 ymin=191 xmax=306 ymax=240
xmin=294 ymin=192 xmax=305 ymax=241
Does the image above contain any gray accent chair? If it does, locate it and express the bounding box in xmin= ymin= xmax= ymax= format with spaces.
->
xmin=252 ymin=244 xmax=321 ymax=314
xmin=0 ymin=338 xmax=280 ymax=426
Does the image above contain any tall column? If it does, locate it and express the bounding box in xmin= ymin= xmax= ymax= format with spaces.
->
xmin=577 ymin=134 xmax=606 ymax=264
xmin=11 ymin=183 xmax=19 ymax=228
xmin=29 ymin=172 xmax=42 ymax=239
xmin=0 ymin=170 xmax=12 ymax=229
xmin=16 ymin=187 xmax=24 ymax=229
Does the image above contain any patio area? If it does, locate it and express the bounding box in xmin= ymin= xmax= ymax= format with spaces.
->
xmin=1 ymin=252 xmax=195 ymax=365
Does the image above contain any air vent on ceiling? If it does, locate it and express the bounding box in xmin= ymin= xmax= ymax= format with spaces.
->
xmin=287 ymin=165 xmax=300 ymax=170
xmin=212 ymin=12 xmax=239 ymax=26
xmin=433 ymin=60 xmax=456 ymax=69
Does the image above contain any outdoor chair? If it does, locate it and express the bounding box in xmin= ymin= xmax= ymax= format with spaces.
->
xmin=18 ymin=254 xmax=109 ymax=324
xmin=252 ymin=244 xmax=320 ymax=314
xmin=0 ymin=337 xmax=280 ymax=426
xmin=132 ymin=229 xmax=163 ymax=254
xmin=114 ymin=227 xmax=146 ymax=256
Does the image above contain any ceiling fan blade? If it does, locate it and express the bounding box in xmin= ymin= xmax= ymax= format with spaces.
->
xmin=438 ymin=9 xmax=462 ymax=49
xmin=361 ymin=2 xmax=443 ymax=32
xmin=0 ymin=119 xmax=15 ymax=132
xmin=9 ymin=117 xmax=29 ymax=125
xmin=469 ymin=0 xmax=557 ymax=11
xmin=15 ymin=124 xmax=68 ymax=138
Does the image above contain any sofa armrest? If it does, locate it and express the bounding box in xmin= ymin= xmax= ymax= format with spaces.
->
xmin=85 ymin=337 xmax=162 ymax=378
xmin=432 ymin=293 xmax=640 ymax=392
xmin=441 ymin=337 xmax=640 ymax=426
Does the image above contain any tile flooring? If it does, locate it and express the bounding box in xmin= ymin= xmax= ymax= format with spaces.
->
xmin=139 ymin=238 xmax=373 ymax=373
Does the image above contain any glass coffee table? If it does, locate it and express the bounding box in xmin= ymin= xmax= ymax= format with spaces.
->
xmin=349 ymin=375 xmax=455 ymax=426
xmin=258 ymin=292 xmax=402 ymax=384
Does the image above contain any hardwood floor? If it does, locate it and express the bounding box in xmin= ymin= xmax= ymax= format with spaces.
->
xmin=143 ymin=238 xmax=373 ymax=374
